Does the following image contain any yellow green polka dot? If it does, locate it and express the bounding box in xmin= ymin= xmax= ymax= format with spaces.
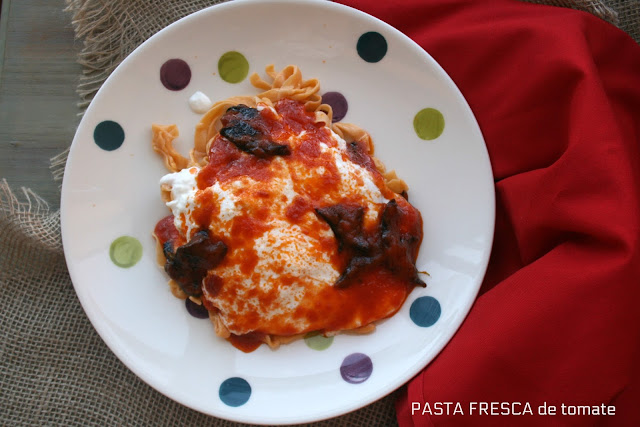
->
xmin=109 ymin=236 xmax=143 ymax=268
xmin=304 ymin=331 xmax=334 ymax=350
xmin=414 ymin=108 xmax=445 ymax=140
xmin=218 ymin=51 xmax=249 ymax=84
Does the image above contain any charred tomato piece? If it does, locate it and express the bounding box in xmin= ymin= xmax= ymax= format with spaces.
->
xmin=163 ymin=230 xmax=227 ymax=296
xmin=220 ymin=104 xmax=291 ymax=158
xmin=315 ymin=199 xmax=425 ymax=289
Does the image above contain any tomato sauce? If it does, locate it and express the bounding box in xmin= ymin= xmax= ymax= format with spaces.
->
xmin=153 ymin=215 xmax=184 ymax=248
xmin=229 ymin=332 xmax=266 ymax=353
xmin=156 ymin=98 xmax=425 ymax=353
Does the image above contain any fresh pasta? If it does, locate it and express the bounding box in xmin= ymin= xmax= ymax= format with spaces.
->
xmin=152 ymin=65 xmax=423 ymax=352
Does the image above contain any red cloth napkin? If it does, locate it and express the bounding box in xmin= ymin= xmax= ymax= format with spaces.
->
xmin=338 ymin=0 xmax=640 ymax=425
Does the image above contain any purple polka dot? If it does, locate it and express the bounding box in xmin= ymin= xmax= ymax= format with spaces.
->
xmin=340 ymin=353 xmax=373 ymax=384
xmin=185 ymin=298 xmax=209 ymax=319
xmin=160 ymin=59 xmax=191 ymax=91
xmin=323 ymin=91 xmax=348 ymax=122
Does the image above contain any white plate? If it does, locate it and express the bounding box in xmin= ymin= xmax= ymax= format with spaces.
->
xmin=61 ymin=0 xmax=495 ymax=424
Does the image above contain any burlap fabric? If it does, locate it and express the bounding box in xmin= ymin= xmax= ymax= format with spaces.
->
xmin=1 ymin=1 xmax=638 ymax=425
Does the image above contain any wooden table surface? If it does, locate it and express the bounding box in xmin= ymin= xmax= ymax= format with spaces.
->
xmin=0 ymin=0 xmax=82 ymax=209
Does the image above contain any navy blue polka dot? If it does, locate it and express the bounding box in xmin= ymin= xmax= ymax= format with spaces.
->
xmin=93 ymin=120 xmax=124 ymax=151
xmin=219 ymin=377 xmax=251 ymax=407
xmin=357 ymin=32 xmax=387 ymax=63
xmin=410 ymin=296 xmax=441 ymax=327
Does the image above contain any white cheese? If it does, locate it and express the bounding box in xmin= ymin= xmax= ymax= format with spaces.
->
xmin=188 ymin=91 xmax=213 ymax=114
xmin=253 ymin=223 xmax=339 ymax=285
xmin=159 ymin=167 xmax=200 ymax=238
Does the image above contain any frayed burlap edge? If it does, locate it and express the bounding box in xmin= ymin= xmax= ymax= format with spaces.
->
xmin=0 ymin=179 xmax=63 ymax=253
xmin=50 ymin=146 xmax=69 ymax=185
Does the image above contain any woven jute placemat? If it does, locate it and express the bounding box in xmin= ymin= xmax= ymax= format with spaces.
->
xmin=1 ymin=1 xmax=638 ymax=425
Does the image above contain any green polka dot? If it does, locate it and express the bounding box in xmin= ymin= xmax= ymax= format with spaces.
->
xmin=413 ymin=108 xmax=445 ymax=140
xmin=218 ymin=51 xmax=249 ymax=84
xmin=109 ymin=236 xmax=143 ymax=268
xmin=304 ymin=331 xmax=334 ymax=350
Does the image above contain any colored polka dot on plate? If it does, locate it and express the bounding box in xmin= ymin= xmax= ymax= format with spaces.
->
xmin=340 ymin=353 xmax=373 ymax=384
xmin=304 ymin=331 xmax=334 ymax=351
xmin=93 ymin=120 xmax=125 ymax=151
xmin=413 ymin=108 xmax=445 ymax=140
xmin=410 ymin=296 xmax=441 ymax=327
xmin=160 ymin=58 xmax=191 ymax=91
xmin=357 ymin=31 xmax=387 ymax=63
xmin=218 ymin=51 xmax=249 ymax=84
xmin=322 ymin=91 xmax=348 ymax=122
xmin=185 ymin=298 xmax=209 ymax=319
xmin=219 ymin=377 xmax=251 ymax=407
xmin=109 ymin=236 xmax=143 ymax=268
